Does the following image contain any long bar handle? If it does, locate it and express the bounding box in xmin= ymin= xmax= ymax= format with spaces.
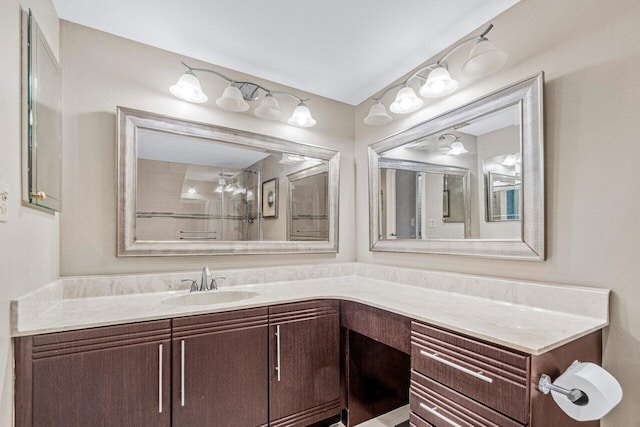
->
xmin=275 ymin=325 xmax=281 ymax=382
xmin=419 ymin=403 xmax=462 ymax=427
xmin=158 ymin=344 xmax=163 ymax=413
xmin=420 ymin=350 xmax=493 ymax=383
xmin=180 ymin=340 xmax=185 ymax=407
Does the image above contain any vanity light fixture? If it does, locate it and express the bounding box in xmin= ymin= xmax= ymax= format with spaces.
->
xmin=439 ymin=133 xmax=468 ymax=155
xmin=170 ymin=62 xmax=316 ymax=127
xmin=279 ymin=153 xmax=307 ymax=164
xmin=187 ymin=185 xmax=197 ymax=195
xmin=363 ymin=24 xmax=508 ymax=126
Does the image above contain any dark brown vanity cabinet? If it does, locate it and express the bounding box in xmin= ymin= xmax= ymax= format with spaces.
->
xmin=14 ymin=320 xmax=172 ymax=427
xmin=409 ymin=321 xmax=602 ymax=427
xmin=269 ymin=300 xmax=341 ymax=427
xmin=171 ymin=308 xmax=269 ymax=427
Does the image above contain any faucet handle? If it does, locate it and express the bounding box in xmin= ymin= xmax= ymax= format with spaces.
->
xmin=181 ymin=279 xmax=199 ymax=292
xmin=209 ymin=276 xmax=226 ymax=290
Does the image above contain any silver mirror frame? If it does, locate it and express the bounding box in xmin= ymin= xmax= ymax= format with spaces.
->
xmin=117 ymin=107 xmax=340 ymax=256
xmin=368 ymin=73 xmax=544 ymax=260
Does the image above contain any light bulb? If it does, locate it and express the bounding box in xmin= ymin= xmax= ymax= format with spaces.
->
xmin=170 ymin=71 xmax=208 ymax=103
xmin=419 ymin=66 xmax=459 ymax=98
xmin=288 ymin=102 xmax=316 ymax=127
xmin=389 ymin=86 xmax=423 ymax=114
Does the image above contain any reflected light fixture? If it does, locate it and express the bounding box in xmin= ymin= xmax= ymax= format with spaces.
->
xmin=364 ymin=24 xmax=508 ymax=126
xmin=170 ymin=62 xmax=315 ymax=127
xmin=187 ymin=185 xmax=197 ymax=195
xmin=501 ymin=153 xmax=518 ymax=166
xmin=439 ymin=133 xmax=468 ymax=155
xmin=214 ymin=176 xmax=227 ymax=193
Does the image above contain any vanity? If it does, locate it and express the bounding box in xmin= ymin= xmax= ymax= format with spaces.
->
xmin=12 ymin=263 xmax=609 ymax=427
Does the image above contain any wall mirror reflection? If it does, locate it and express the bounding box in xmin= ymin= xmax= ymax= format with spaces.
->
xmin=287 ymin=163 xmax=329 ymax=241
xmin=368 ymin=74 xmax=544 ymax=260
xmin=118 ymin=107 xmax=339 ymax=256
xmin=21 ymin=9 xmax=62 ymax=212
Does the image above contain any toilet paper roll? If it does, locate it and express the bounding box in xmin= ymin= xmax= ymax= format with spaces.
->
xmin=552 ymin=361 xmax=622 ymax=421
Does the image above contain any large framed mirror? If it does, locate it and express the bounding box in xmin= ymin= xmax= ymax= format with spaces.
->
xmin=117 ymin=107 xmax=339 ymax=256
xmin=368 ymin=73 xmax=544 ymax=260
xmin=21 ymin=9 xmax=62 ymax=212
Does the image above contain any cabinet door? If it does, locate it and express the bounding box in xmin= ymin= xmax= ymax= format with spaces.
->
xmin=172 ymin=308 xmax=269 ymax=427
xmin=269 ymin=300 xmax=341 ymax=427
xmin=29 ymin=320 xmax=171 ymax=427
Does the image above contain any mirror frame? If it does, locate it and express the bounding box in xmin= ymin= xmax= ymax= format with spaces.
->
xmin=368 ymin=73 xmax=544 ymax=260
xmin=21 ymin=9 xmax=62 ymax=212
xmin=117 ymin=107 xmax=340 ymax=256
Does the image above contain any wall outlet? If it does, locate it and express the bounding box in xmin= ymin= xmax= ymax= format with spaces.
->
xmin=427 ymin=218 xmax=436 ymax=228
xmin=0 ymin=181 xmax=8 ymax=222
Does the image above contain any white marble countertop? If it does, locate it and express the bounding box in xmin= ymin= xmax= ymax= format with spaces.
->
xmin=11 ymin=274 xmax=608 ymax=355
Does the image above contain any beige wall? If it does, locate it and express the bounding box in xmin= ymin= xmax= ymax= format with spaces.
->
xmin=0 ymin=1 xmax=60 ymax=425
xmin=355 ymin=0 xmax=640 ymax=424
xmin=59 ymin=21 xmax=356 ymax=276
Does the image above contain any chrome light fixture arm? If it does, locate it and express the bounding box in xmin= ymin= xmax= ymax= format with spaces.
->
xmin=180 ymin=62 xmax=307 ymax=103
xmin=369 ymin=24 xmax=496 ymax=103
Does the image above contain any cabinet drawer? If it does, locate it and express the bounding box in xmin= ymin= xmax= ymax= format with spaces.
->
xmin=410 ymin=412 xmax=435 ymax=427
xmin=411 ymin=322 xmax=529 ymax=423
xmin=410 ymin=371 xmax=524 ymax=427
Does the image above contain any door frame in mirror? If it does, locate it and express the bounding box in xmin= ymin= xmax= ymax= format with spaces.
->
xmin=368 ymin=73 xmax=544 ymax=260
xmin=117 ymin=107 xmax=340 ymax=256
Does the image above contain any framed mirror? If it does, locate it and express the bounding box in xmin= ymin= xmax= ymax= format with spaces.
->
xmin=368 ymin=73 xmax=544 ymax=260
xmin=117 ymin=107 xmax=340 ymax=256
xmin=21 ymin=9 xmax=62 ymax=212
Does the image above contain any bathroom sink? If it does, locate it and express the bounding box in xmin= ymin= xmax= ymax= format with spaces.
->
xmin=161 ymin=291 xmax=259 ymax=306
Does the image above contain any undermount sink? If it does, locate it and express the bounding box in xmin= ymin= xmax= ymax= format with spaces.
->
xmin=161 ymin=291 xmax=259 ymax=306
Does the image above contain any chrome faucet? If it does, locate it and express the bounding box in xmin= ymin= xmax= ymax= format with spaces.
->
xmin=200 ymin=266 xmax=211 ymax=291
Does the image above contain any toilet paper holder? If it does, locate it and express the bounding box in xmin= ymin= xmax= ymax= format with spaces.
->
xmin=538 ymin=361 xmax=589 ymax=406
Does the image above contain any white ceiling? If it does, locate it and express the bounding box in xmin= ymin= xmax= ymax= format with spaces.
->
xmin=455 ymin=104 xmax=520 ymax=136
xmin=52 ymin=0 xmax=518 ymax=105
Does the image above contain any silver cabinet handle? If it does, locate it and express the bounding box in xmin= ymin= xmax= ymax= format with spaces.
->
xmin=419 ymin=403 xmax=461 ymax=427
xmin=419 ymin=349 xmax=493 ymax=383
xmin=181 ymin=340 xmax=186 ymax=407
xmin=275 ymin=325 xmax=281 ymax=382
xmin=158 ymin=344 xmax=163 ymax=413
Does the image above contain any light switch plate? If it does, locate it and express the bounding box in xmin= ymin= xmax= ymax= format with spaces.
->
xmin=0 ymin=181 xmax=8 ymax=222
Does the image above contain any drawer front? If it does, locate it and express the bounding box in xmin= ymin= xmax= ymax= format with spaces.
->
xmin=411 ymin=322 xmax=529 ymax=424
xmin=340 ymin=301 xmax=411 ymax=353
xmin=410 ymin=371 xmax=524 ymax=427
xmin=410 ymin=412 xmax=435 ymax=427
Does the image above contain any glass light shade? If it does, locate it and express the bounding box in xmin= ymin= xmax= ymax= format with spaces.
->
xmin=363 ymin=101 xmax=392 ymax=125
xmin=187 ymin=185 xmax=197 ymax=194
xmin=462 ymin=39 xmax=508 ymax=77
xmin=501 ymin=154 xmax=517 ymax=166
xmin=216 ymin=85 xmax=250 ymax=112
xmin=287 ymin=103 xmax=316 ymax=127
xmin=254 ymin=93 xmax=282 ymax=120
xmin=447 ymin=141 xmax=468 ymax=155
xmin=389 ymin=86 xmax=423 ymax=114
xmin=214 ymin=185 xmax=224 ymax=193
xmin=419 ymin=66 xmax=459 ymax=98
xmin=169 ymin=71 xmax=208 ymax=103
